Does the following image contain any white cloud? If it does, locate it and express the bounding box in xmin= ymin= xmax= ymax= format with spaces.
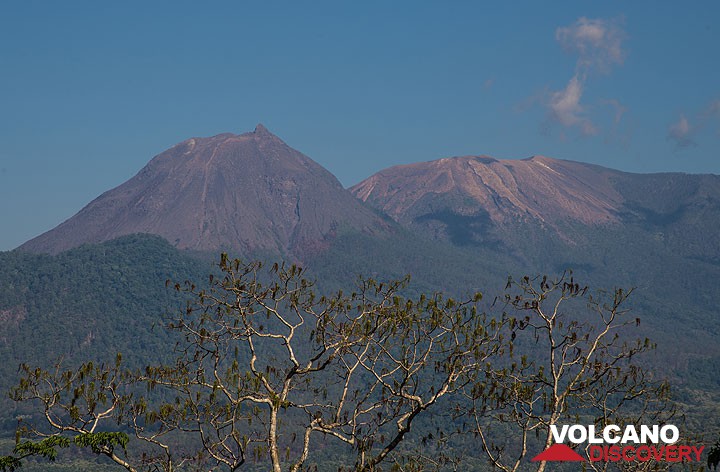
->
xmin=669 ymin=98 xmax=720 ymax=148
xmin=543 ymin=17 xmax=626 ymax=136
xmin=549 ymin=75 xmax=597 ymax=135
xmin=667 ymin=114 xmax=695 ymax=148
xmin=555 ymin=17 xmax=625 ymax=75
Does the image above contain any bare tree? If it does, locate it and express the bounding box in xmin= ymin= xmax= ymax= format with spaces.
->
xmin=150 ymin=256 xmax=508 ymax=471
xmin=1 ymin=256 xmax=509 ymax=471
xmin=1 ymin=265 xmax=674 ymax=472
xmin=467 ymin=272 xmax=671 ymax=472
xmin=317 ymin=280 xmax=507 ymax=470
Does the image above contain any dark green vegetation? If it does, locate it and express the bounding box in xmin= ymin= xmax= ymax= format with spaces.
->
xmin=2 ymin=201 xmax=720 ymax=469
xmin=1 ymin=253 xmax=670 ymax=471
xmin=0 ymin=235 xmax=210 ymax=431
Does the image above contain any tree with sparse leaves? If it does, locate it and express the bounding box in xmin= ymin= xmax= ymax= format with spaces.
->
xmin=0 ymin=260 xmax=679 ymax=472
xmin=0 ymin=255 xmax=509 ymax=471
xmin=2 ymin=356 xmax=149 ymax=471
xmin=463 ymin=272 xmax=675 ymax=472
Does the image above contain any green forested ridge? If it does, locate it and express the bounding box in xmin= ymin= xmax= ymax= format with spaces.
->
xmin=2 ymin=228 xmax=719 ymax=392
xmin=0 ymin=252 xmax=675 ymax=471
xmin=0 ymin=235 xmax=211 ymax=431
xmin=311 ymin=221 xmax=720 ymax=360
xmin=1 ymin=227 xmax=719 ymax=469
xmin=309 ymin=222 xmax=720 ymax=437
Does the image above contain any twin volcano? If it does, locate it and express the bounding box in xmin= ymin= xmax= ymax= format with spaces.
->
xmin=20 ymin=125 xmax=390 ymax=255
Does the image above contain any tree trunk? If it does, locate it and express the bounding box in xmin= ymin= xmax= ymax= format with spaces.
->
xmin=269 ymin=405 xmax=282 ymax=472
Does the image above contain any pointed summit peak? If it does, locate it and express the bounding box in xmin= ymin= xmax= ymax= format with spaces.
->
xmin=254 ymin=123 xmax=271 ymax=135
xmin=251 ymin=123 xmax=283 ymax=143
xmin=19 ymin=123 xmax=391 ymax=255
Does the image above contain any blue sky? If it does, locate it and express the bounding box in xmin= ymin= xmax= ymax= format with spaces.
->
xmin=1 ymin=1 xmax=719 ymax=250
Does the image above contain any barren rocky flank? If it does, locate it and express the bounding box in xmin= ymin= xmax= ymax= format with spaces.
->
xmin=20 ymin=125 xmax=391 ymax=256
xmin=352 ymin=155 xmax=624 ymax=228
xmin=351 ymin=154 xmax=720 ymax=253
